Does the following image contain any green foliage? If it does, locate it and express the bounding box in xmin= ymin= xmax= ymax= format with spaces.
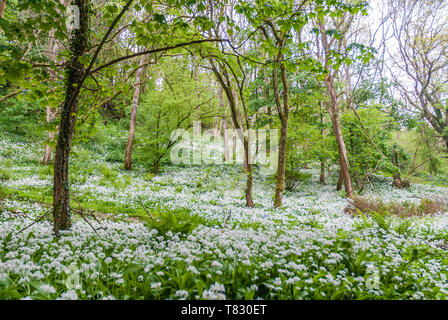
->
xmin=0 ymin=98 xmax=46 ymax=139
xmin=132 ymin=57 xmax=218 ymax=172
xmin=99 ymin=165 xmax=118 ymax=182
xmin=146 ymin=209 xmax=208 ymax=236
xmin=342 ymin=104 xmax=400 ymax=189
xmin=0 ymin=167 xmax=12 ymax=181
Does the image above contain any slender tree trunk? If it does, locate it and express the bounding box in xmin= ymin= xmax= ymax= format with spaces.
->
xmin=124 ymin=55 xmax=147 ymax=170
xmin=318 ymin=20 xmax=354 ymax=198
xmin=319 ymin=161 xmax=325 ymax=184
xmin=193 ymin=56 xmax=201 ymax=136
xmin=392 ymin=143 xmax=406 ymax=188
xmin=209 ymin=60 xmax=254 ymax=207
xmin=43 ymin=105 xmax=57 ymax=164
xmin=319 ymin=111 xmax=326 ymax=184
xmin=337 ymin=168 xmax=343 ymax=191
xmin=324 ymin=77 xmax=354 ymax=198
xmin=274 ymin=118 xmax=288 ymax=207
xmin=331 ymin=113 xmax=353 ymax=197
xmin=53 ymin=0 xmax=88 ymax=235
xmin=230 ymin=117 xmax=237 ymax=161
xmin=43 ymin=30 xmax=60 ymax=165
xmin=273 ymin=64 xmax=290 ymax=208
xmin=153 ymin=159 xmax=159 ymax=174
xmin=245 ymin=161 xmax=254 ymax=207
xmin=214 ymin=86 xmax=223 ymax=138
xmin=219 ymin=86 xmax=230 ymax=162
xmin=223 ymin=113 xmax=229 ymax=162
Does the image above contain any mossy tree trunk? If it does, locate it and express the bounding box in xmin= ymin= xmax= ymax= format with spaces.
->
xmin=53 ymin=0 xmax=88 ymax=235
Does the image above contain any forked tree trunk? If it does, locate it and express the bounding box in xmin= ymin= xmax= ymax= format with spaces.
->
xmin=331 ymin=113 xmax=353 ymax=197
xmin=318 ymin=21 xmax=354 ymax=198
xmin=53 ymin=0 xmax=88 ymax=235
xmin=124 ymin=55 xmax=147 ymax=170
xmin=324 ymin=77 xmax=354 ymax=198
xmin=209 ymin=59 xmax=254 ymax=207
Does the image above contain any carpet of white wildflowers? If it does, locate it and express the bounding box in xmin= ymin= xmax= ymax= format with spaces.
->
xmin=1 ymin=133 xmax=448 ymax=300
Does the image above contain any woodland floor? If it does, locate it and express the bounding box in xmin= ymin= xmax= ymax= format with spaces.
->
xmin=1 ymin=132 xmax=448 ymax=300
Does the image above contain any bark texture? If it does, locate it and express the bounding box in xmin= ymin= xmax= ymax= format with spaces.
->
xmin=272 ymin=64 xmax=290 ymax=208
xmin=53 ymin=0 xmax=88 ymax=234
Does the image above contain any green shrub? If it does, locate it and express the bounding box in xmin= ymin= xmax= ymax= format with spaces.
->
xmin=395 ymin=218 xmax=414 ymax=236
xmin=99 ymin=165 xmax=118 ymax=181
xmin=37 ymin=164 xmax=53 ymax=179
xmin=285 ymin=171 xmax=312 ymax=191
xmin=69 ymin=172 xmax=87 ymax=185
xmin=143 ymin=173 xmax=154 ymax=182
xmin=146 ymin=209 xmax=208 ymax=236
xmin=0 ymin=168 xmax=12 ymax=181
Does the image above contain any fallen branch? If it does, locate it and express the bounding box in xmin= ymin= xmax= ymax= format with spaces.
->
xmin=222 ymin=209 xmax=232 ymax=228
xmin=16 ymin=209 xmax=52 ymax=235
xmin=138 ymin=201 xmax=155 ymax=220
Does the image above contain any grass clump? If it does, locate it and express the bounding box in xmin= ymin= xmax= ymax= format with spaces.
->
xmin=0 ymin=167 xmax=12 ymax=181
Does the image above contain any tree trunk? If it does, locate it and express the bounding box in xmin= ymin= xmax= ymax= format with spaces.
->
xmin=274 ymin=119 xmax=288 ymax=207
xmin=153 ymin=159 xmax=159 ymax=174
xmin=214 ymin=86 xmax=223 ymax=139
xmin=273 ymin=63 xmax=290 ymax=208
xmin=43 ymin=30 xmax=60 ymax=165
xmin=319 ymin=161 xmax=325 ymax=184
xmin=124 ymin=55 xmax=147 ymax=170
xmin=223 ymin=113 xmax=229 ymax=162
xmin=53 ymin=0 xmax=88 ymax=235
xmin=243 ymin=129 xmax=254 ymax=207
xmin=229 ymin=117 xmax=237 ymax=161
xmin=0 ymin=0 xmax=6 ymax=34
xmin=337 ymin=168 xmax=343 ymax=191
xmin=245 ymin=162 xmax=254 ymax=207
xmin=43 ymin=105 xmax=57 ymax=164
xmin=209 ymin=59 xmax=254 ymax=207
xmin=324 ymin=76 xmax=354 ymax=198
xmin=193 ymin=56 xmax=201 ymax=136
xmin=392 ymin=143 xmax=409 ymax=188
xmin=331 ymin=114 xmax=353 ymax=197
